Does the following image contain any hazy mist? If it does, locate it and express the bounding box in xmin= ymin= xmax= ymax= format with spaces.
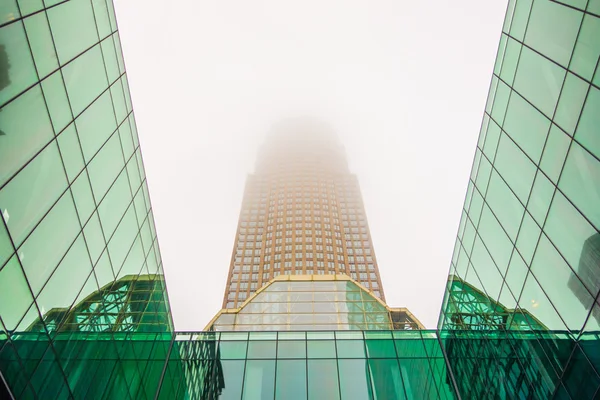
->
xmin=113 ymin=0 xmax=508 ymax=330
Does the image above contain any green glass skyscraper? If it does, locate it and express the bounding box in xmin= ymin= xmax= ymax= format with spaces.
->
xmin=1 ymin=0 xmax=599 ymax=398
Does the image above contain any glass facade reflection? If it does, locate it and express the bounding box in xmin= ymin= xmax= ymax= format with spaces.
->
xmin=439 ymin=0 xmax=600 ymax=397
xmin=0 ymin=0 xmax=172 ymax=397
xmin=208 ymin=275 xmax=424 ymax=331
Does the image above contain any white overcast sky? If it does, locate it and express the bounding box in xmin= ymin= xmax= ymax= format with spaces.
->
xmin=113 ymin=0 xmax=508 ymax=330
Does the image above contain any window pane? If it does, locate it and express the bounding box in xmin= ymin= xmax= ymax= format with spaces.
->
xmin=336 ymin=340 xmax=366 ymax=358
xmin=0 ymin=255 xmax=34 ymax=330
xmin=369 ymin=359 xmax=406 ymax=400
xmin=308 ymin=360 xmax=340 ymax=400
xmin=220 ymin=360 xmax=245 ymax=400
xmin=0 ymin=141 xmax=67 ymax=246
xmin=41 ymin=70 xmax=72 ymax=133
xmin=524 ymin=0 xmax=581 ymax=67
xmin=0 ymin=22 xmax=37 ymax=106
xmin=574 ymin=86 xmax=600 ymax=159
xmin=278 ymin=340 xmax=306 ymax=359
xmin=513 ymin=47 xmax=565 ymax=118
xmin=275 ymin=360 xmax=307 ymax=400
xmin=0 ymin=85 xmax=54 ymax=187
xmin=502 ymin=91 xmax=550 ymax=163
xmin=243 ymin=360 xmax=275 ymax=400
xmin=307 ymin=340 xmax=336 ymax=359
xmin=247 ymin=341 xmax=276 ymax=359
xmin=23 ymin=13 xmax=58 ymax=79
xmin=338 ymin=359 xmax=372 ymax=399
xmin=47 ymin=0 xmax=99 ymax=65
xmin=18 ymin=191 xmax=79 ymax=296
xmin=365 ymin=339 xmax=396 ymax=358
xmin=63 ymin=45 xmax=109 ymax=116
xmin=563 ymin=142 xmax=600 ymax=230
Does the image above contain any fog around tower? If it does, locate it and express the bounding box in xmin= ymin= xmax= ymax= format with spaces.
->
xmin=113 ymin=0 xmax=509 ymax=330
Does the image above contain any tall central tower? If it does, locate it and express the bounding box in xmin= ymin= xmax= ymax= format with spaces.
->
xmin=222 ymin=119 xmax=386 ymax=309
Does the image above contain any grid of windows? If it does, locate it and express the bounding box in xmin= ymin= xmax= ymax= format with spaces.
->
xmin=0 ymin=2 xmax=172 ymax=396
xmin=223 ymin=121 xmax=386 ymax=307
xmin=440 ymin=0 xmax=600 ymax=398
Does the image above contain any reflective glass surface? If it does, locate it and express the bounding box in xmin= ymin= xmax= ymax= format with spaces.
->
xmin=440 ymin=0 xmax=600 ymax=397
xmin=0 ymin=0 xmax=172 ymax=397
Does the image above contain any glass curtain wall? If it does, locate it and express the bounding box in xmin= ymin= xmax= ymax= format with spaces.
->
xmin=440 ymin=0 xmax=600 ymax=398
xmin=0 ymin=0 xmax=172 ymax=397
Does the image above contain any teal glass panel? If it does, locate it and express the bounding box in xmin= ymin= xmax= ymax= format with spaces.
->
xmin=369 ymin=359 xmax=406 ymax=400
xmin=247 ymin=341 xmax=276 ymax=359
xmin=571 ymin=14 xmax=600 ymax=81
xmin=243 ymin=360 xmax=275 ymax=400
xmin=524 ymin=0 xmax=582 ymax=67
xmin=558 ymin=143 xmax=600 ymax=230
xmin=70 ymin=171 xmax=96 ymax=225
xmin=499 ymin=37 xmax=521 ymax=86
xmin=494 ymin=133 xmax=536 ymax=202
xmin=111 ymin=78 xmax=128 ymax=123
xmin=365 ymin=339 xmax=396 ymax=358
xmin=0 ymin=21 xmax=37 ymax=106
xmin=87 ymin=133 xmax=125 ymax=201
xmin=0 ymin=217 xmax=13 ymax=268
xmin=47 ymin=0 xmax=99 ymax=65
xmin=17 ymin=0 xmax=44 ymax=16
xmin=0 ymin=141 xmax=67 ymax=246
xmin=18 ymin=191 xmax=79 ymax=296
xmin=36 ymin=235 xmax=93 ymax=323
xmin=62 ymin=45 xmax=108 ymax=116
xmin=41 ymin=70 xmax=72 ymax=133
xmin=97 ymin=171 xmax=131 ymax=237
xmin=491 ymin=79 xmax=511 ymax=125
xmin=482 ymin=119 xmax=501 ymax=160
xmin=107 ymin=206 xmax=137 ymax=271
xmin=101 ymin=34 xmax=120 ymax=84
xmin=0 ymin=255 xmax=34 ymax=330
xmin=75 ymin=91 xmax=118 ymax=162
xmin=502 ymin=91 xmax=550 ymax=163
xmin=530 ymin=234 xmax=592 ymax=331
xmin=527 ymin=171 xmax=554 ymax=226
xmin=219 ymin=341 xmax=248 ymax=359
xmin=540 ymin=124 xmax=570 ymax=184
xmin=92 ymin=0 xmax=112 ymax=39
xmin=515 ymin=211 xmax=541 ymax=265
xmin=219 ymin=360 xmax=245 ymax=400
xmin=275 ymin=360 xmax=307 ymax=400
xmin=545 ymin=190 xmax=597 ymax=273
xmin=336 ymin=339 xmax=366 ymax=358
xmin=0 ymin=85 xmax=53 ymax=188
xmin=477 ymin=206 xmax=513 ymax=276
xmin=485 ymin=171 xmax=524 ymax=241
xmin=338 ymin=359 xmax=372 ymax=399
xmin=83 ymin=212 xmax=105 ymax=265
xmin=23 ymin=13 xmax=58 ymax=79
xmin=508 ymin=0 xmax=532 ymax=41
xmin=0 ymin=1 xmax=19 ymax=25
xmin=513 ymin=46 xmax=566 ymax=118
xmin=56 ymin=124 xmax=84 ymax=183
xmin=307 ymin=340 xmax=336 ymax=359
xmin=277 ymin=340 xmax=306 ymax=359
xmin=574 ymin=86 xmax=600 ymax=159
xmin=555 ymin=72 xmax=588 ymax=135
xmin=308 ymin=360 xmax=340 ymax=400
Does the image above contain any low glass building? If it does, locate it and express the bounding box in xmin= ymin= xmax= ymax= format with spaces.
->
xmin=207 ymin=275 xmax=423 ymax=332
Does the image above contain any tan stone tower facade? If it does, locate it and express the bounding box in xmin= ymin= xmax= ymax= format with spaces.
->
xmin=222 ymin=120 xmax=386 ymax=308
